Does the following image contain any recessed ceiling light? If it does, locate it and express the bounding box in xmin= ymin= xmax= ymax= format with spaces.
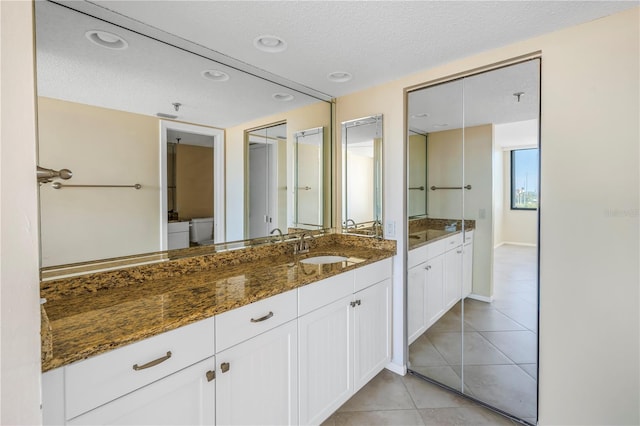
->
xmin=272 ymin=93 xmax=294 ymax=102
xmin=411 ymin=113 xmax=430 ymax=119
xmin=201 ymin=69 xmax=230 ymax=82
xmin=254 ymin=35 xmax=287 ymax=53
xmin=85 ymin=30 xmax=128 ymax=50
xmin=327 ymin=71 xmax=352 ymax=83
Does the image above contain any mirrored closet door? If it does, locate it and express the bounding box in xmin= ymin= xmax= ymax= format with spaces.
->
xmin=406 ymin=59 xmax=540 ymax=425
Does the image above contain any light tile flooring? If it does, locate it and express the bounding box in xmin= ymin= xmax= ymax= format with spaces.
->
xmin=323 ymin=244 xmax=538 ymax=425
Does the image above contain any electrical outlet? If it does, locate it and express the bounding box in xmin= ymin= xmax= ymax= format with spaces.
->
xmin=385 ymin=221 xmax=396 ymax=237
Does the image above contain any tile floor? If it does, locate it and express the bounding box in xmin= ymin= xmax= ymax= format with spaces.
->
xmin=323 ymin=245 xmax=538 ymax=425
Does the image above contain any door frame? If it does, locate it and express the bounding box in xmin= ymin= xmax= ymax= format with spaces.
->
xmin=160 ymin=120 xmax=225 ymax=249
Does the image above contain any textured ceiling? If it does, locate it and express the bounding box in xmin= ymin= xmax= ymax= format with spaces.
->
xmin=86 ymin=0 xmax=637 ymax=97
xmin=36 ymin=1 xmax=637 ymax=129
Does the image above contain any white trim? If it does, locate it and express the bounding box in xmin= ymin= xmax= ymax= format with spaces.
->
xmin=160 ymin=121 xmax=225 ymax=250
xmin=385 ymin=362 xmax=407 ymax=376
xmin=467 ymin=293 xmax=493 ymax=303
xmin=499 ymin=241 xmax=537 ymax=248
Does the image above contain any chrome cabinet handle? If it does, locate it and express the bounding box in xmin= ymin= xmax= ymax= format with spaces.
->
xmin=356 ymin=300 xmax=361 ymax=306
xmin=457 ymin=250 xmax=462 ymax=254
xmin=132 ymin=351 xmax=172 ymax=371
xmin=221 ymin=362 xmax=230 ymax=373
xmin=206 ymin=370 xmax=215 ymax=382
xmin=424 ymin=265 xmax=431 ymax=270
xmin=250 ymin=311 xmax=274 ymax=323
xmin=350 ymin=301 xmax=357 ymax=307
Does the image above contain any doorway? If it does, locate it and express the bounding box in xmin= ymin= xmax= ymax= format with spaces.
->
xmin=160 ymin=121 xmax=225 ymax=250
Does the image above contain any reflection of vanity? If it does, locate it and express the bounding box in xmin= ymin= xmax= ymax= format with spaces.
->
xmin=407 ymin=219 xmax=475 ymax=345
xmin=41 ymin=234 xmax=395 ymax=425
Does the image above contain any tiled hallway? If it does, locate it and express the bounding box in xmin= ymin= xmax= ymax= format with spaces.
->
xmin=324 ymin=245 xmax=538 ymax=425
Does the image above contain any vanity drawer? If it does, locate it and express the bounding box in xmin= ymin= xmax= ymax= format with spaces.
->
xmin=298 ymin=270 xmax=354 ymax=316
xmin=354 ymin=258 xmax=392 ymax=292
xmin=463 ymin=230 xmax=474 ymax=244
xmin=408 ymin=239 xmax=447 ymax=268
xmin=64 ymin=317 xmax=215 ymax=420
xmin=216 ymin=289 xmax=297 ymax=352
xmin=443 ymin=233 xmax=463 ymax=251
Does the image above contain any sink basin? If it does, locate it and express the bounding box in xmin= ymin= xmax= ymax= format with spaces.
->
xmin=299 ymin=255 xmax=348 ymax=265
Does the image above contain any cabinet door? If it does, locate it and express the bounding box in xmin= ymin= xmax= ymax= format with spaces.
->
xmin=216 ymin=320 xmax=298 ymax=426
xmin=425 ymin=254 xmax=445 ymax=328
xmin=463 ymin=242 xmax=473 ymax=297
xmin=298 ymin=295 xmax=353 ymax=426
xmin=67 ymin=357 xmax=215 ymax=426
xmin=353 ymin=279 xmax=391 ymax=392
xmin=407 ymin=262 xmax=427 ymax=345
xmin=444 ymin=247 xmax=463 ymax=310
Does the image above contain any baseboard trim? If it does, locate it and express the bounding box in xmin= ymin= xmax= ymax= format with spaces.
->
xmin=498 ymin=241 xmax=537 ymax=248
xmin=385 ymin=362 xmax=407 ymax=376
xmin=467 ymin=293 xmax=493 ymax=303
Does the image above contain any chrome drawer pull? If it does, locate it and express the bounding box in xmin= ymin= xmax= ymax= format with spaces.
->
xmin=133 ymin=351 xmax=172 ymax=371
xmin=250 ymin=311 xmax=274 ymax=323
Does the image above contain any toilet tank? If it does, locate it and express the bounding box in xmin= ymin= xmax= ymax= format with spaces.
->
xmin=189 ymin=217 xmax=214 ymax=243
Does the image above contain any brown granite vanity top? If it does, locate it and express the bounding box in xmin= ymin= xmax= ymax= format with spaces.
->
xmin=40 ymin=234 xmax=395 ymax=372
xmin=408 ymin=218 xmax=475 ymax=250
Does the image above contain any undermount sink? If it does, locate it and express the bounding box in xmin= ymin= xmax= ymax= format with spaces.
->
xmin=299 ymin=255 xmax=348 ymax=265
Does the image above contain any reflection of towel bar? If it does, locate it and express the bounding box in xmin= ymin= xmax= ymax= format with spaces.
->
xmin=297 ymin=186 xmax=311 ymax=190
xmin=409 ymin=186 xmax=425 ymax=191
xmin=52 ymin=182 xmax=142 ymax=190
xmin=430 ymin=185 xmax=472 ymax=190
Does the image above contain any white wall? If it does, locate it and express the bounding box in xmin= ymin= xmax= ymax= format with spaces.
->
xmin=345 ymin=152 xmax=374 ymax=223
xmin=0 ymin=1 xmax=43 ymax=424
xmin=337 ymin=7 xmax=639 ymax=424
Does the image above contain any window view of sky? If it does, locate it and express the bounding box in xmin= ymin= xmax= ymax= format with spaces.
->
xmin=512 ymin=148 xmax=538 ymax=209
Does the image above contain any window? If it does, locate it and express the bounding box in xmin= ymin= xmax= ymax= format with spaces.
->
xmin=511 ymin=148 xmax=539 ymax=210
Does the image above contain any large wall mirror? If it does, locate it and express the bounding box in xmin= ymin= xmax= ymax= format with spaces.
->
xmin=36 ymin=1 xmax=332 ymax=271
xmin=341 ymin=114 xmax=383 ymax=236
xmin=406 ymin=59 xmax=540 ymax=424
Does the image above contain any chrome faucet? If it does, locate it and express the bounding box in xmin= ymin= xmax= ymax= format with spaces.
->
xmin=344 ymin=218 xmax=357 ymax=230
xmin=372 ymin=220 xmax=383 ymax=239
xmin=270 ymin=228 xmax=284 ymax=243
xmin=294 ymin=232 xmax=312 ymax=254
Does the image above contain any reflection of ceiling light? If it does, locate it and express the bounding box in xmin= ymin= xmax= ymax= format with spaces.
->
xmin=254 ymin=35 xmax=287 ymax=52
xmin=432 ymin=123 xmax=449 ymax=128
xmin=201 ymin=69 xmax=230 ymax=82
xmin=411 ymin=113 xmax=430 ymax=119
xmin=327 ymin=71 xmax=352 ymax=83
xmin=85 ymin=30 xmax=128 ymax=50
xmin=272 ymin=93 xmax=294 ymax=102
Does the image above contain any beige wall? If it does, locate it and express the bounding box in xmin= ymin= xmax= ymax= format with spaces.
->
xmin=226 ymin=101 xmax=331 ymax=241
xmin=337 ymin=7 xmax=639 ymax=424
xmin=408 ymin=133 xmax=427 ymax=217
xmin=345 ymin=152 xmax=374 ymax=223
xmin=175 ymin=144 xmax=214 ymax=220
xmin=38 ymin=98 xmax=161 ymax=266
xmin=427 ymin=125 xmax=494 ymax=298
xmin=0 ymin=1 xmax=43 ymax=424
xmin=498 ymin=152 xmax=538 ymax=245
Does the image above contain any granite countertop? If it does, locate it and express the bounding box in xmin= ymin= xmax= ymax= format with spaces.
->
xmin=40 ymin=234 xmax=395 ymax=372
xmin=408 ymin=218 xmax=476 ymax=251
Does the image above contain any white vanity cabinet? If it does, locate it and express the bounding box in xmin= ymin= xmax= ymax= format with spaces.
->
xmin=67 ymin=357 xmax=215 ymax=426
xmin=42 ymin=258 xmax=393 ymax=426
xmin=298 ymin=259 xmax=392 ymax=426
xmin=215 ymin=290 xmax=298 ymax=426
xmin=407 ymin=231 xmax=474 ymax=345
xmin=42 ymin=317 xmax=216 ymax=425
